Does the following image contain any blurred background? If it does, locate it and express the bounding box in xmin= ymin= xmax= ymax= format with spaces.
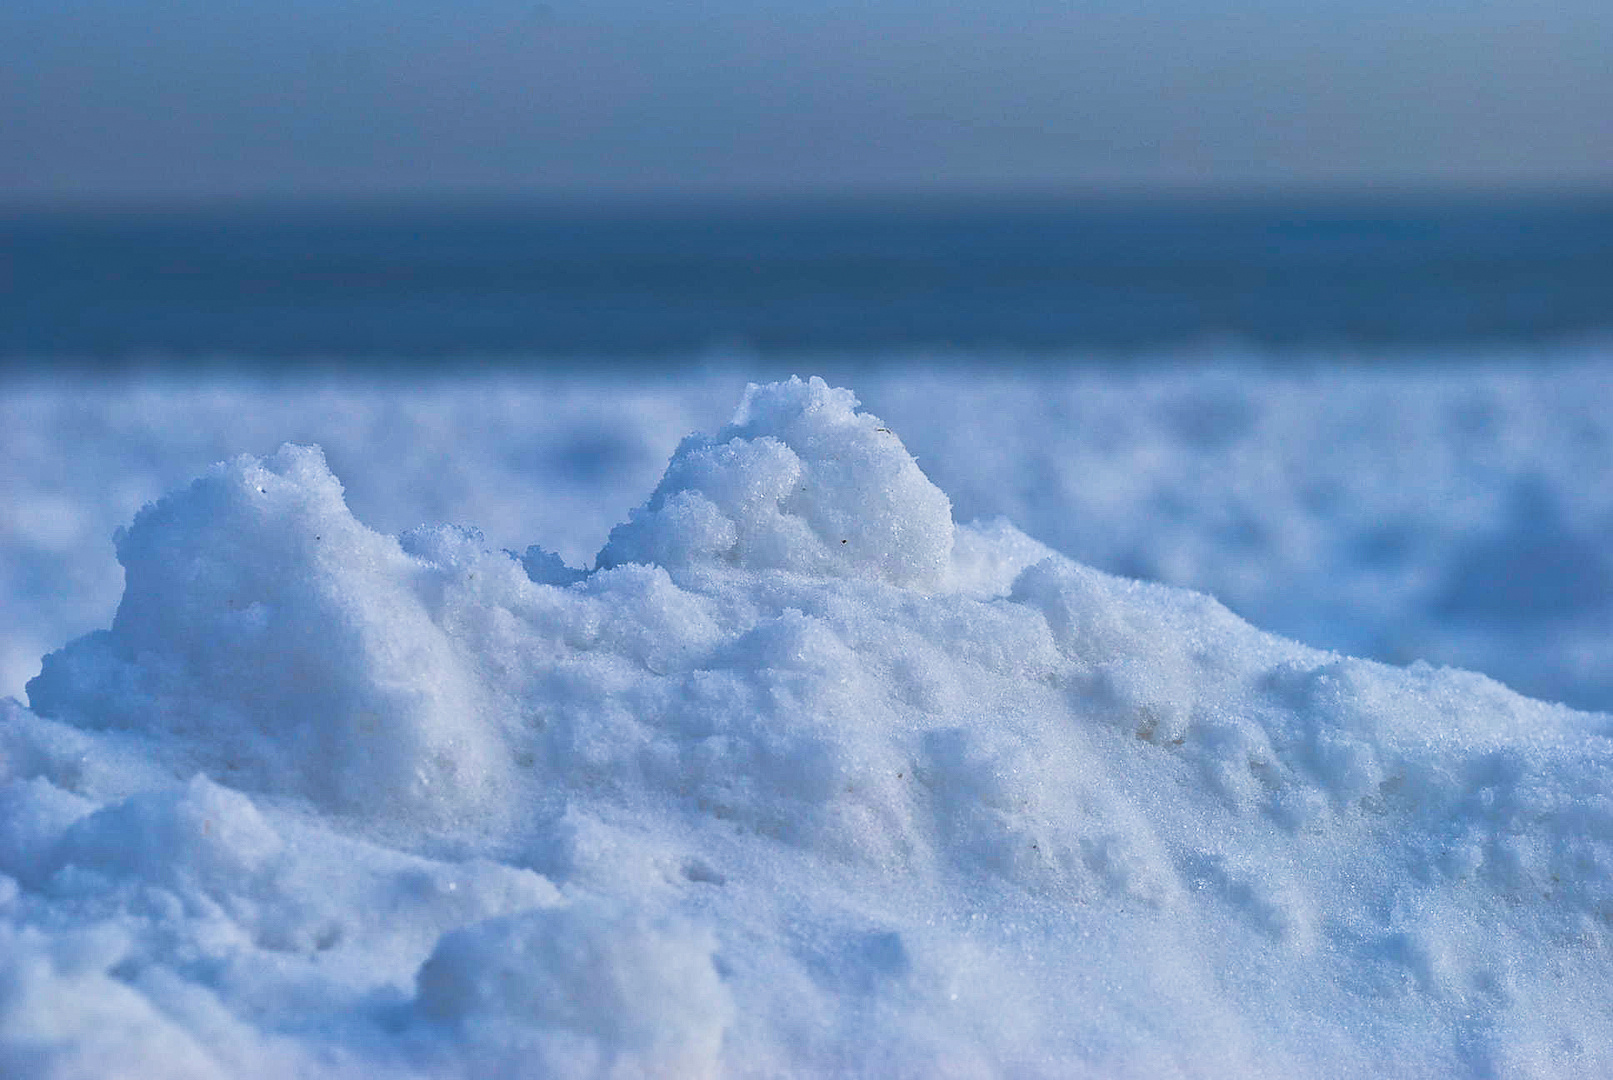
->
xmin=6 ymin=0 xmax=1613 ymax=199
xmin=5 ymin=0 xmax=1613 ymax=358
xmin=3 ymin=0 xmax=1612 ymax=710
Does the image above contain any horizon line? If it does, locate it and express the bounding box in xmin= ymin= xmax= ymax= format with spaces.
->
xmin=7 ymin=179 xmax=1613 ymax=215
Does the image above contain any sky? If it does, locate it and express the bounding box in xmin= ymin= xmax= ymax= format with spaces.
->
xmin=4 ymin=0 xmax=1612 ymax=200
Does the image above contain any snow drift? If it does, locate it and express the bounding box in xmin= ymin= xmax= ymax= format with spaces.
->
xmin=4 ymin=377 xmax=1611 ymax=1078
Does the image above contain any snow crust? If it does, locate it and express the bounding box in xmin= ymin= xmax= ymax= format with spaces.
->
xmin=4 ymin=375 xmax=1613 ymax=1077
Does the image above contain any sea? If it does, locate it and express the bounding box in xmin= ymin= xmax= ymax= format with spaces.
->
xmin=4 ymin=192 xmax=1613 ymax=369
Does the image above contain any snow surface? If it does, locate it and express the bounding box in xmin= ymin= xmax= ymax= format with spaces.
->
xmin=5 ymin=351 xmax=1613 ymax=714
xmin=4 ymin=373 xmax=1613 ymax=1077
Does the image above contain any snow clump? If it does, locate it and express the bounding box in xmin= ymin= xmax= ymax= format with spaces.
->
xmin=599 ymin=376 xmax=955 ymax=588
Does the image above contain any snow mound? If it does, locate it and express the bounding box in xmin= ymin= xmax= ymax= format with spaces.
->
xmin=5 ymin=378 xmax=1613 ymax=1078
xmin=599 ymin=376 xmax=955 ymax=589
xmin=26 ymin=445 xmax=509 ymax=825
xmin=416 ymin=901 xmax=732 ymax=1076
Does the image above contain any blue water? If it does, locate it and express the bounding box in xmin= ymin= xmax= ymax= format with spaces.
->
xmin=4 ymin=193 xmax=1612 ymax=367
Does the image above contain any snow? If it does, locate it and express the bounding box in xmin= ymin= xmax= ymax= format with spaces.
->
xmin=6 ymin=350 xmax=1613 ymax=713
xmin=598 ymin=377 xmax=957 ymax=588
xmin=2 ymin=368 xmax=1613 ymax=1076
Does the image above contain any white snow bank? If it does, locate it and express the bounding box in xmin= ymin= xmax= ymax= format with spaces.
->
xmin=4 ymin=376 xmax=1613 ymax=1077
xmin=8 ymin=354 xmax=1613 ymax=713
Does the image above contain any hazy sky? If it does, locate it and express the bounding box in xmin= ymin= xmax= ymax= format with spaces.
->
xmin=5 ymin=0 xmax=1611 ymax=199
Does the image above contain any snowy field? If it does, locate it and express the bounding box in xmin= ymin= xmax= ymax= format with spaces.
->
xmin=3 ymin=352 xmax=1613 ymax=1076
